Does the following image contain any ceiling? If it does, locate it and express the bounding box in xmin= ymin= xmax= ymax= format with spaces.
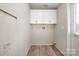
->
xmin=29 ymin=3 xmax=60 ymax=9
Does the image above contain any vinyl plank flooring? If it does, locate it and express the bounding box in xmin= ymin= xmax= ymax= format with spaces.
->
xmin=47 ymin=46 xmax=56 ymax=56
xmin=27 ymin=45 xmax=57 ymax=56
xmin=27 ymin=45 xmax=40 ymax=56
xmin=39 ymin=45 xmax=49 ymax=56
xmin=51 ymin=45 xmax=64 ymax=56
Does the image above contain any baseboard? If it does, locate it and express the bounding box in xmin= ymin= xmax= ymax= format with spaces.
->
xmin=32 ymin=43 xmax=53 ymax=46
xmin=26 ymin=44 xmax=32 ymax=56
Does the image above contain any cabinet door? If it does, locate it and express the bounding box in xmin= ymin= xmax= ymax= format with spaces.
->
xmin=39 ymin=10 xmax=56 ymax=24
xmin=49 ymin=10 xmax=57 ymax=24
xmin=0 ymin=11 xmax=16 ymax=55
xmin=31 ymin=10 xmax=38 ymax=24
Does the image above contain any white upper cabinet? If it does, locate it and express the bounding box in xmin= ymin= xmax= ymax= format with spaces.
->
xmin=30 ymin=10 xmax=57 ymax=24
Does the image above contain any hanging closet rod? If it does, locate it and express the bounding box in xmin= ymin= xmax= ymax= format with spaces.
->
xmin=0 ymin=9 xmax=17 ymax=19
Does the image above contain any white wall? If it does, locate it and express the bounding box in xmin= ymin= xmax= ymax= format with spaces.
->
xmin=55 ymin=4 xmax=68 ymax=55
xmin=31 ymin=24 xmax=55 ymax=45
xmin=70 ymin=4 xmax=79 ymax=56
xmin=0 ymin=3 xmax=31 ymax=56
xmin=0 ymin=10 xmax=16 ymax=56
xmin=0 ymin=3 xmax=17 ymax=16
xmin=16 ymin=4 xmax=31 ymax=56
xmin=0 ymin=4 xmax=17 ymax=56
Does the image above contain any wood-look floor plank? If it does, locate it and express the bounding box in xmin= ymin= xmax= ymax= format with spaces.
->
xmin=27 ymin=45 xmax=57 ymax=56
xmin=27 ymin=45 xmax=40 ymax=56
xmin=47 ymin=46 xmax=56 ymax=56
xmin=40 ymin=45 xmax=49 ymax=56
xmin=51 ymin=45 xmax=64 ymax=56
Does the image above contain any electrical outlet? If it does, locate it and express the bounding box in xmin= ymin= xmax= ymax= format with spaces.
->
xmin=53 ymin=43 xmax=56 ymax=46
xmin=42 ymin=26 xmax=45 ymax=30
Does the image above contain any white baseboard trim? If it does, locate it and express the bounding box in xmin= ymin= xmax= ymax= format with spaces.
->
xmin=26 ymin=44 xmax=32 ymax=56
xmin=32 ymin=44 xmax=53 ymax=46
